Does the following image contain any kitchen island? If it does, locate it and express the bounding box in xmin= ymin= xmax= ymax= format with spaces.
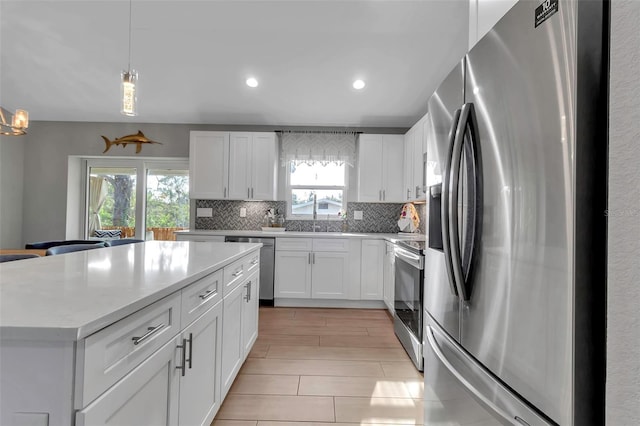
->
xmin=0 ymin=240 xmax=261 ymax=426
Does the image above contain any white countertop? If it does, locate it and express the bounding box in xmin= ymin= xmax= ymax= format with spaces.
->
xmin=0 ymin=241 xmax=260 ymax=342
xmin=176 ymin=230 xmax=425 ymax=243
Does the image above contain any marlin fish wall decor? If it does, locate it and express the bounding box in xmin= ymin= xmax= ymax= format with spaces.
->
xmin=101 ymin=131 xmax=162 ymax=154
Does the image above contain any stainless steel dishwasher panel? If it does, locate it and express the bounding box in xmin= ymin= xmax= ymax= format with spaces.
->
xmin=224 ymin=236 xmax=275 ymax=306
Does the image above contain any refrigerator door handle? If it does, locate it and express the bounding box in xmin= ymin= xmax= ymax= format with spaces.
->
xmin=448 ymin=102 xmax=482 ymax=301
xmin=426 ymin=325 xmax=548 ymax=426
xmin=426 ymin=325 xmax=513 ymax=423
xmin=442 ymin=108 xmax=462 ymax=297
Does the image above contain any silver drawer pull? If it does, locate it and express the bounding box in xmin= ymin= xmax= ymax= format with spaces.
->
xmin=232 ymin=270 xmax=243 ymax=277
xmin=132 ymin=323 xmax=165 ymax=346
xmin=198 ymin=289 xmax=216 ymax=300
xmin=251 ymin=259 xmax=259 ymax=265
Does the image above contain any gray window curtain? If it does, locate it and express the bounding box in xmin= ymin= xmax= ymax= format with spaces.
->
xmin=88 ymin=176 xmax=107 ymax=236
xmin=280 ymin=131 xmax=357 ymax=167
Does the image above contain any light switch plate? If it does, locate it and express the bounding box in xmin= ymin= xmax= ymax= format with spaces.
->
xmin=196 ymin=208 xmax=213 ymax=217
xmin=354 ymin=210 xmax=363 ymax=220
xmin=240 ymin=208 xmax=247 ymax=218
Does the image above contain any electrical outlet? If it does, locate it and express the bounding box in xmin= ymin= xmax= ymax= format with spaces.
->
xmin=240 ymin=208 xmax=247 ymax=218
xmin=354 ymin=210 xmax=363 ymax=220
xmin=196 ymin=208 xmax=213 ymax=217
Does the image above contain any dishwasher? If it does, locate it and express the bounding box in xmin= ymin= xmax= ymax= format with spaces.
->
xmin=224 ymin=236 xmax=275 ymax=306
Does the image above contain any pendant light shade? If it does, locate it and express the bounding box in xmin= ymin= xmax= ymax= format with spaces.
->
xmin=121 ymin=0 xmax=138 ymax=116
xmin=121 ymin=70 xmax=138 ymax=116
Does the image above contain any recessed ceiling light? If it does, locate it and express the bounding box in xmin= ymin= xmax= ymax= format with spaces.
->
xmin=246 ymin=77 xmax=259 ymax=88
xmin=352 ymin=79 xmax=366 ymax=90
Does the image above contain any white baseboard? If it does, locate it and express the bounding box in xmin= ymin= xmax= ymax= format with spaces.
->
xmin=274 ymin=299 xmax=386 ymax=309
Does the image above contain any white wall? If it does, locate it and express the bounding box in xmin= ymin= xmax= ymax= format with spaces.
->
xmin=607 ymin=0 xmax=640 ymax=423
xmin=0 ymin=136 xmax=25 ymax=247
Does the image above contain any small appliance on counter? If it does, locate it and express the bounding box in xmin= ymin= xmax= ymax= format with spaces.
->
xmin=397 ymin=203 xmax=421 ymax=233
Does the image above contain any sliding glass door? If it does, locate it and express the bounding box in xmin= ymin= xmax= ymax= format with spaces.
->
xmin=86 ymin=159 xmax=189 ymax=241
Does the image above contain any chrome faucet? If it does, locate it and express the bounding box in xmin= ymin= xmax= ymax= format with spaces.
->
xmin=312 ymin=193 xmax=322 ymax=232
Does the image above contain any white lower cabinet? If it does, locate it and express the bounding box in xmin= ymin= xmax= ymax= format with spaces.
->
xmin=76 ymin=336 xmax=180 ymax=426
xmin=275 ymin=238 xmax=350 ymax=300
xmin=360 ymin=239 xmax=385 ymax=300
xmin=221 ymin=270 xmax=259 ymax=399
xmin=312 ymin=251 xmax=349 ymax=299
xmin=178 ymin=302 xmax=223 ymax=426
xmin=383 ymin=242 xmax=395 ymax=314
xmin=274 ymin=251 xmax=312 ymax=298
xmin=242 ymin=275 xmax=260 ymax=355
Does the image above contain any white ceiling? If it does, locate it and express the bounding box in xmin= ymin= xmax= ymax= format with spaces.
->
xmin=0 ymin=1 xmax=469 ymax=128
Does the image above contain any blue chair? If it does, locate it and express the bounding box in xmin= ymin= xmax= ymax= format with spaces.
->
xmin=0 ymin=254 xmax=40 ymax=263
xmin=105 ymin=239 xmax=145 ymax=247
xmin=26 ymin=240 xmax=100 ymax=250
xmin=45 ymin=242 xmax=106 ymax=256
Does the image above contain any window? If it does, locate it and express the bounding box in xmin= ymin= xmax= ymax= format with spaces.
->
xmin=85 ymin=159 xmax=189 ymax=240
xmin=287 ymin=161 xmax=347 ymax=219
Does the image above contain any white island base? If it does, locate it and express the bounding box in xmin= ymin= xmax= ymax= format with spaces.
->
xmin=0 ymin=241 xmax=261 ymax=426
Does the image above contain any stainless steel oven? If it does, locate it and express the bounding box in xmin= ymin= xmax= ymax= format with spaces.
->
xmin=393 ymin=241 xmax=425 ymax=371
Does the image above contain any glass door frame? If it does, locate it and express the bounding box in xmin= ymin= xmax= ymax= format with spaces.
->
xmin=83 ymin=157 xmax=188 ymax=240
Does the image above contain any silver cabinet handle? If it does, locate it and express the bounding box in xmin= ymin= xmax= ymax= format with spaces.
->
xmin=251 ymin=258 xmax=259 ymax=265
xmin=176 ymin=338 xmax=187 ymax=377
xmin=248 ymin=188 xmax=250 ymax=199
xmin=308 ymin=253 xmax=311 ymax=264
xmin=313 ymin=253 xmax=316 ymax=264
xmin=224 ymin=187 xmax=227 ymax=198
xmin=244 ymin=281 xmax=251 ymax=302
xmin=187 ymin=333 xmax=193 ymax=369
xmin=232 ymin=269 xmax=243 ymax=277
xmin=251 ymin=187 xmax=254 ymax=198
xmin=415 ymin=185 xmax=420 ymax=198
xmin=407 ymin=189 xmax=411 ymax=199
xmin=132 ymin=323 xmax=165 ymax=346
xmin=198 ymin=289 xmax=216 ymax=301
xmin=379 ymin=190 xmax=382 ymax=201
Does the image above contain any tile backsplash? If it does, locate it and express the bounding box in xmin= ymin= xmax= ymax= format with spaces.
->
xmin=194 ymin=199 xmax=426 ymax=234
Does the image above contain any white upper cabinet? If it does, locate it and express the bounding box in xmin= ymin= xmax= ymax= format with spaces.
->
xmin=190 ymin=131 xmax=278 ymax=200
xmin=358 ymin=134 xmax=404 ymax=202
xmin=403 ymin=114 xmax=428 ymax=202
xmin=189 ymin=131 xmax=230 ymax=199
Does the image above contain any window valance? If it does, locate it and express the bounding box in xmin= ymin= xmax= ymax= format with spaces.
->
xmin=280 ymin=131 xmax=357 ymax=167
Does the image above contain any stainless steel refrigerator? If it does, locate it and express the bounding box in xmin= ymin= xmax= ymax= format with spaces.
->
xmin=423 ymin=0 xmax=608 ymax=425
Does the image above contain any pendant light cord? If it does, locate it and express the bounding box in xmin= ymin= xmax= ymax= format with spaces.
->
xmin=128 ymin=0 xmax=132 ymax=70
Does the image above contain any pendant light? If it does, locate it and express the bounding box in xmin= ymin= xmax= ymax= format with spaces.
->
xmin=0 ymin=107 xmax=29 ymax=136
xmin=121 ymin=0 xmax=138 ymax=116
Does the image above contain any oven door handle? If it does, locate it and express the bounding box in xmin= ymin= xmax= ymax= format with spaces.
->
xmin=394 ymin=246 xmax=424 ymax=270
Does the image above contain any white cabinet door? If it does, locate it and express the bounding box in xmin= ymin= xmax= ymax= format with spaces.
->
xmin=242 ymin=273 xmax=259 ymax=357
xmin=275 ymin=251 xmax=312 ymax=298
xmin=357 ymin=134 xmax=384 ymax=202
xmin=381 ymin=135 xmax=405 ymax=202
xmin=228 ymin=132 xmax=252 ymax=200
xmin=251 ymin=132 xmax=278 ymax=201
xmin=76 ymin=337 xmax=180 ymax=426
xmin=311 ymin=251 xmax=349 ymax=299
xmin=178 ymin=302 xmax=223 ymax=426
xmin=360 ymin=239 xmax=384 ymax=300
xmin=403 ymin=129 xmax=415 ymax=201
xmin=221 ymin=282 xmax=245 ymax=399
xmin=189 ymin=131 xmax=229 ymax=199
xmin=412 ymin=117 xmax=425 ymax=200
xmin=383 ymin=242 xmax=395 ymax=314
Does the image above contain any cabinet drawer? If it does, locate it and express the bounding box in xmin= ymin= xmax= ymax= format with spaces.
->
xmin=245 ymin=249 xmax=260 ymax=275
xmin=181 ymin=269 xmax=223 ymax=327
xmin=77 ymin=292 xmax=181 ymax=407
xmin=313 ymin=238 xmax=349 ymax=252
xmin=277 ymin=238 xmax=312 ymax=251
xmin=223 ymin=257 xmax=247 ymax=295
